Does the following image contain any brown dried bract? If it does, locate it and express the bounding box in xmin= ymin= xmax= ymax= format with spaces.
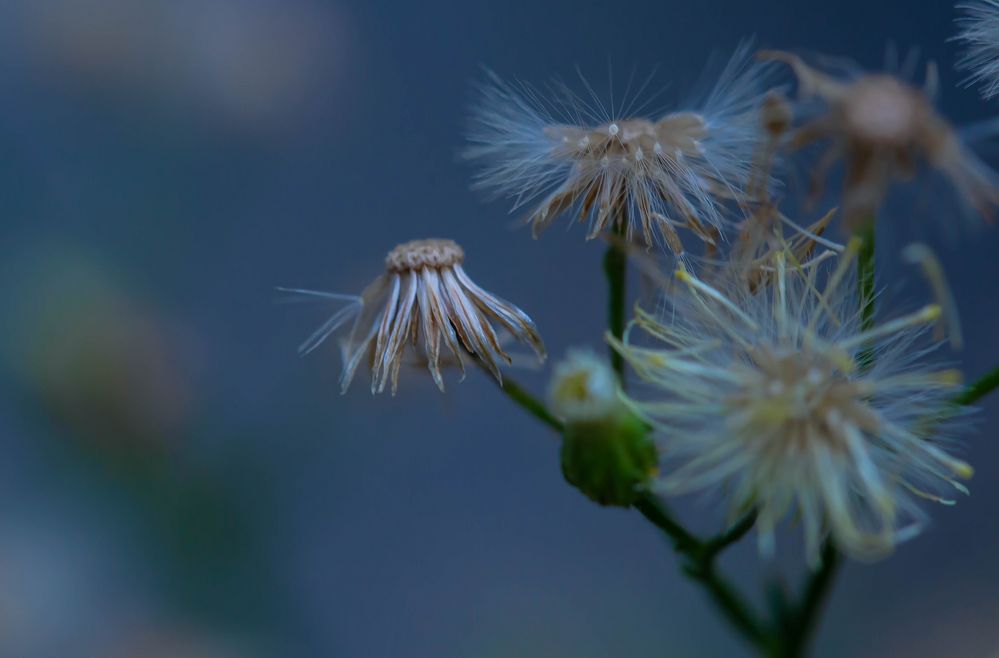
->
xmin=760 ymin=50 xmax=999 ymax=230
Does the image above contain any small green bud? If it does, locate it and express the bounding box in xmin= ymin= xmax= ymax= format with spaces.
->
xmin=549 ymin=351 xmax=658 ymax=507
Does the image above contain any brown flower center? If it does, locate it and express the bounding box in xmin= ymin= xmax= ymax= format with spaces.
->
xmin=385 ymin=239 xmax=465 ymax=272
xmin=545 ymin=114 xmax=707 ymax=164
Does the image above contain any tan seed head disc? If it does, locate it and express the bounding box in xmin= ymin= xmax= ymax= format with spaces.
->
xmin=846 ymin=77 xmax=920 ymax=146
xmin=385 ymin=239 xmax=465 ymax=272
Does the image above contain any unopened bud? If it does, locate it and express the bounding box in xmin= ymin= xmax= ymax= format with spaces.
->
xmin=549 ymin=351 xmax=657 ymax=507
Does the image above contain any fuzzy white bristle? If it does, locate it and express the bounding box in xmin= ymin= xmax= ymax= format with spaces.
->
xmin=956 ymin=1 xmax=999 ymax=100
xmin=463 ymin=41 xmax=780 ymax=253
xmin=613 ymin=246 xmax=972 ymax=563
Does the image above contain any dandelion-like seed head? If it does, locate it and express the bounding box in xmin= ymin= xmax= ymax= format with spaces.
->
xmin=464 ymin=43 xmax=776 ymax=255
xmin=284 ymin=238 xmax=545 ymax=395
xmin=544 ymin=115 xmax=707 ymax=164
xmin=736 ymin=346 xmax=854 ymax=427
xmin=955 ymin=1 xmax=999 ymax=100
xmin=614 ymin=244 xmax=972 ymax=562
xmin=762 ymin=50 xmax=999 ymax=230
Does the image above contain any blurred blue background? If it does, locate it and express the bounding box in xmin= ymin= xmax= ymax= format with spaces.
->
xmin=0 ymin=1 xmax=997 ymax=656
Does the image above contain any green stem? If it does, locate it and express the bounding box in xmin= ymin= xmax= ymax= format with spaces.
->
xmin=604 ymin=229 xmax=628 ymax=384
xmin=491 ymin=373 xmax=564 ymax=434
xmin=778 ymin=541 xmax=841 ymax=658
xmin=857 ymin=222 xmax=876 ymax=370
xmin=633 ymin=493 xmax=701 ymax=553
xmin=704 ymin=510 xmax=759 ymax=559
xmin=857 ymin=223 xmax=876 ymax=332
xmin=489 ymin=371 xmax=765 ymax=647
xmin=634 ymin=494 xmax=767 ymax=650
xmin=954 ymin=364 xmax=999 ymax=406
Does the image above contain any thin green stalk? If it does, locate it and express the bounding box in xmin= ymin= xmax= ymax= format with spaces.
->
xmin=954 ymin=364 xmax=999 ymax=406
xmin=777 ymin=541 xmax=841 ymax=658
xmin=488 ymin=216 xmax=792 ymax=653
xmin=490 ymin=373 xmax=563 ymax=434
xmin=857 ymin=222 xmax=876 ymax=371
xmin=633 ymin=493 xmax=701 ymax=553
xmin=704 ymin=510 xmax=759 ymax=560
xmin=488 ymin=367 xmax=766 ymax=648
xmin=634 ymin=494 xmax=768 ymax=650
xmin=604 ymin=228 xmax=628 ymax=383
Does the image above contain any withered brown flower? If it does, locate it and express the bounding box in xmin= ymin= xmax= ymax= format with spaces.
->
xmin=761 ymin=50 xmax=999 ymax=231
xmin=283 ymin=239 xmax=545 ymax=394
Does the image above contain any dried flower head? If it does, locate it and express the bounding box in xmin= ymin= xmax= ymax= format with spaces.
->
xmin=612 ymin=241 xmax=972 ymax=562
xmin=955 ymin=1 xmax=999 ymax=100
xmin=762 ymin=50 xmax=999 ymax=231
xmin=283 ymin=238 xmax=545 ymax=394
xmin=464 ymin=43 xmax=777 ymax=255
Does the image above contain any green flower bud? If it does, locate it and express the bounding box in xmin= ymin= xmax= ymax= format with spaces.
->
xmin=549 ymin=351 xmax=657 ymax=507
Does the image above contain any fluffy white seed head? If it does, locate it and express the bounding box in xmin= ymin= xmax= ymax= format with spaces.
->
xmin=956 ymin=1 xmax=999 ymax=100
xmin=613 ymin=244 xmax=972 ymax=562
xmin=463 ymin=42 xmax=778 ymax=254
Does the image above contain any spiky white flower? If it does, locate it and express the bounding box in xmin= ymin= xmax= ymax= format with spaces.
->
xmin=282 ymin=239 xmax=545 ymax=395
xmin=463 ymin=43 xmax=777 ymax=255
xmin=956 ymin=1 xmax=999 ymax=100
xmin=611 ymin=241 xmax=973 ymax=562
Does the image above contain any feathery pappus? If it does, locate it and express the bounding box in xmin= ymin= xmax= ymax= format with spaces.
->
xmin=761 ymin=50 xmax=999 ymax=231
xmin=955 ymin=1 xmax=999 ymax=100
xmin=463 ymin=42 xmax=778 ymax=256
xmin=611 ymin=240 xmax=973 ymax=562
xmin=282 ymin=239 xmax=545 ymax=395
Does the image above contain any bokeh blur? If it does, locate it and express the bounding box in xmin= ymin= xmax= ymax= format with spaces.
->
xmin=0 ymin=1 xmax=997 ymax=656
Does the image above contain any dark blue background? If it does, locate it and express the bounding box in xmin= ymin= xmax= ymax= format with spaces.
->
xmin=0 ymin=1 xmax=996 ymax=656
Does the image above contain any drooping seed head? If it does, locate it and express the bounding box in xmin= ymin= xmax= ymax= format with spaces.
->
xmin=284 ymin=237 xmax=545 ymax=395
xmin=761 ymin=49 xmax=999 ymax=230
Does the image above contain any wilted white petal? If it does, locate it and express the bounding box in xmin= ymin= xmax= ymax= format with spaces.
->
xmin=284 ymin=239 xmax=545 ymax=395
